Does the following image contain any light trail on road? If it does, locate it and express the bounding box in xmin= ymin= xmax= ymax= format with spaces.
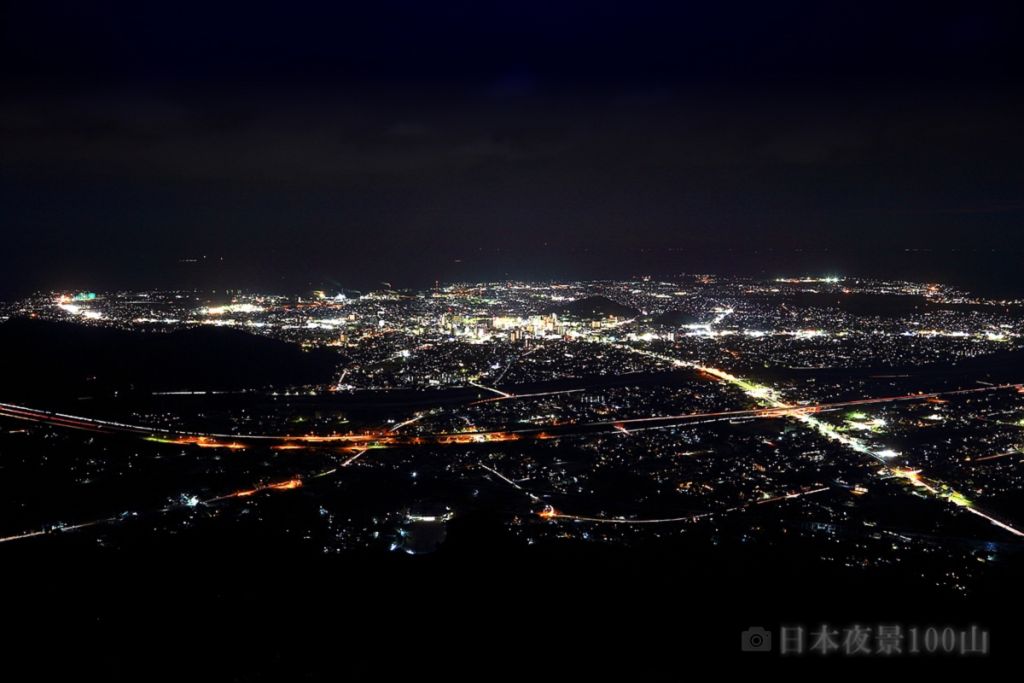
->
xmin=4 ymin=348 xmax=1024 ymax=543
xmin=202 ymin=477 xmax=304 ymax=503
xmin=536 ymin=486 xmax=829 ymax=525
xmin=478 ymin=462 xmax=542 ymax=502
xmin=0 ymin=471 xmax=317 ymax=545
xmin=340 ymin=447 xmax=370 ymax=467
xmin=469 ymin=388 xmax=585 ymax=405
xmin=0 ymin=529 xmax=50 ymax=543
xmin=613 ymin=343 xmax=1024 ymax=538
xmin=0 ymin=410 xmax=404 ymax=547
xmin=972 ymin=449 xmax=1022 ymax=463
xmin=389 ymin=414 xmax=424 ymax=432
xmin=6 ymin=382 xmax=1020 ymax=453
xmin=467 ymin=381 xmax=512 ymax=398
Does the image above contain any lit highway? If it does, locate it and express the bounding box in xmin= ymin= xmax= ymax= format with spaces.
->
xmin=613 ymin=343 xmax=1024 ymax=538
xmin=3 ymin=381 xmax=1021 ymax=451
xmin=4 ymin=276 xmax=1024 ymax=554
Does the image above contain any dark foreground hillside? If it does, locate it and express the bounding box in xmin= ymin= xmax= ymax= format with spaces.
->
xmin=4 ymin=516 xmax=1015 ymax=679
xmin=0 ymin=318 xmax=341 ymax=399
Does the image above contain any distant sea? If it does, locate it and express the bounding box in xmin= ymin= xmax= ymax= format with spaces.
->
xmin=3 ymin=246 xmax=1022 ymax=299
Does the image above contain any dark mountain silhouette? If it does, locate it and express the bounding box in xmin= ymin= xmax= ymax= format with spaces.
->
xmin=542 ymin=295 xmax=638 ymax=319
xmin=0 ymin=318 xmax=342 ymax=400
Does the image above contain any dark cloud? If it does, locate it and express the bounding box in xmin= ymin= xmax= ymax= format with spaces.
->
xmin=2 ymin=2 xmax=1024 ymax=295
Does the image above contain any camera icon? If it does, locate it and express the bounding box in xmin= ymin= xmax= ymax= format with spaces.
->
xmin=741 ymin=627 xmax=772 ymax=652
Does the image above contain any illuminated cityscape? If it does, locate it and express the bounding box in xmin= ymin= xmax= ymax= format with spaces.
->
xmin=7 ymin=0 xmax=1024 ymax=675
xmin=6 ymin=276 xmax=1024 ymax=670
xmin=5 ymin=276 xmax=1024 ymax=574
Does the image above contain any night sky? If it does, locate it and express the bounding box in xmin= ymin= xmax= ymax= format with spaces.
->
xmin=3 ymin=1 xmax=1024 ymax=295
